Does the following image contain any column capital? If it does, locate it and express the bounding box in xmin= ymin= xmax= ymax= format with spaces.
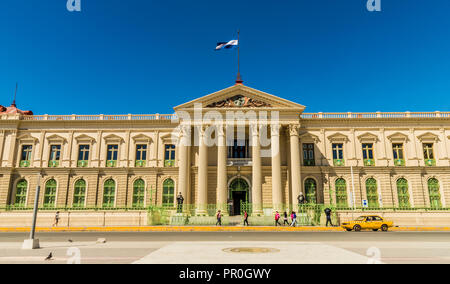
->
xmin=288 ymin=124 xmax=301 ymax=137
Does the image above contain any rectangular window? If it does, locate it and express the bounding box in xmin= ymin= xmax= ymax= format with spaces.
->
xmin=423 ymin=143 xmax=434 ymax=160
xmin=78 ymin=145 xmax=90 ymax=161
xmin=49 ymin=145 xmax=61 ymax=161
xmin=164 ymin=144 xmax=176 ymax=167
xmin=107 ymin=145 xmax=119 ymax=161
xmin=228 ymin=140 xmax=250 ymax=159
xmin=303 ymin=144 xmax=315 ymax=166
xmin=49 ymin=145 xmax=61 ymax=167
xmin=136 ymin=145 xmax=147 ymax=161
xmin=332 ymin=144 xmax=344 ymax=160
xmin=362 ymin=144 xmax=374 ymax=160
xmin=106 ymin=145 xmax=119 ymax=167
xmin=392 ymin=144 xmax=404 ymax=160
xmin=21 ymin=145 xmax=33 ymax=161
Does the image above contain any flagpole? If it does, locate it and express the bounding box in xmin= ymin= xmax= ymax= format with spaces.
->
xmin=236 ymin=30 xmax=243 ymax=84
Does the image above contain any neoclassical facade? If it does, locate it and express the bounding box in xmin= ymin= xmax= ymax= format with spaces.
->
xmin=1 ymin=83 xmax=449 ymax=217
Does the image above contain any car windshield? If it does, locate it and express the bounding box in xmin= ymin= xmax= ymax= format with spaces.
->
xmin=355 ymin=217 xmax=366 ymax=221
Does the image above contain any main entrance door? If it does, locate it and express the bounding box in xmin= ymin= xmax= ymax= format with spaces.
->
xmin=229 ymin=178 xmax=249 ymax=216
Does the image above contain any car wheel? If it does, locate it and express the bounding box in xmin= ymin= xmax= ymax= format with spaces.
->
xmin=381 ymin=224 xmax=389 ymax=232
xmin=346 ymin=229 xmax=352 ymax=232
xmin=373 ymin=229 xmax=379 ymax=232
xmin=353 ymin=225 xmax=361 ymax=232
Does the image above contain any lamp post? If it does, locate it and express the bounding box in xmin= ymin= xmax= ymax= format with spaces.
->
xmin=22 ymin=173 xmax=41 ymax=250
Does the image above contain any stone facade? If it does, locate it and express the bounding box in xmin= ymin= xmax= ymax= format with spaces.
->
xmin=1 ymin=84 xmax=449 ymax=222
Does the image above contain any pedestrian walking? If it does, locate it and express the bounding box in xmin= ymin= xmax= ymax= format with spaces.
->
xmin=216 ymin=210 xmax=222 ymax=226
xmin=290 ymin=211 xmax=297 ymax=227
xmin=53 ymin=211 xmax=60 ymax=227
xmin=283 ymin=211 xmax=289 ymax=226
xmin=275 ymin=211 xmax=282 ymax=226
xmin=243 ymin=211 xmax=249 ymax=226
xmin=324 ymin=207 xmax=333 ymax=227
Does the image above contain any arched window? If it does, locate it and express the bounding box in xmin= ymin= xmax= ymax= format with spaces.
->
xmin=44 ymin=179 xmax=57 ymax=208
xmin=304 ymin=178 xmax=317 ymax=204
xmin=73 ymin=179 xmax=86 ymax=208
xmin=428 ymin=178 xmax=442 ymax=209
xmin=335 ymin=178 xmax=347 ymax=208
xmin=162 ymin=179 xmax=175 ymax=207
xmin=365 ymin=178 xmax=379 ymax=208
xmin=103 ymin=179 xmax=116 ymax=208
xmin=133 ymin=179 xmax=145 ymax=208
xmin=14 ymin=179 xmax=28 ymax=207
xmin=396 ymin=178 xmax=410 ymax=208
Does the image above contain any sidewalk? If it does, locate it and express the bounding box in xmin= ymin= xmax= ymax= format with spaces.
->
xmin=1 ymin=226 xmax=450 ymax=233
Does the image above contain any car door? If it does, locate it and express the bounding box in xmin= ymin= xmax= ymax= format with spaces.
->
xmin=364 ymin=216 xmax=375 ymax=229
xmin=372 ymin=216 xmax=383 ymax=229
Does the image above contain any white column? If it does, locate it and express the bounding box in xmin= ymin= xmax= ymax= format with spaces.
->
xmin=271 ymin=124 xmax=283 ymax=212
xmin=217 ymin=125 xmax=228 ymax=213
xmin=289 ymin=124 xmax=301 ymax=210
xmin=251 ymin=124 xmax=263 ymax=215
xmin=177 ymin=126 xmax=190 ymax=211
xmin=197 ymin=125 xmax=208 ymax=215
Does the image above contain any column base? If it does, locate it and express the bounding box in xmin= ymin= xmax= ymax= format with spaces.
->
xmin=195 ymin=209 xmax=208 ymax=216
xmin=22 ymin=239 xmax=40 ymax=250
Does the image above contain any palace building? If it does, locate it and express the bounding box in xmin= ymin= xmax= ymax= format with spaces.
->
xmin=0 ymin=82 xmax=449 ymax=226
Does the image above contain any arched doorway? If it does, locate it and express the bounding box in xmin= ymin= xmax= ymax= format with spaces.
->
xmin=229 ymin=178 xmax=249 ymax=216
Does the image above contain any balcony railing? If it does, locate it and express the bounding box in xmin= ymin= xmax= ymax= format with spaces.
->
xmin=18 ymin=114 xmax=177 ymax=121
xmin=19 ymin=160 xmax=30 ymax=168
xmin=364 ymin=159 xmax=375 ymax=167
xmin=135 ymin=160 xmax=146 ymax=167
xmin=425 ymin=159 xmax=436 ymax=167
xmin=394 ymin=159 xmax=405 ymax=167
xmin=333 ymin=159 xmax=345 ymax=167
xmin=301 ymin=111 xmax=450 ymax=119
xmin=48 ymin=160 xmax=59 ymax=168
xmin=77 ymin=160 xmax=88 ymax=168
xmin=3 ymin=111 xmax=449 ymax=122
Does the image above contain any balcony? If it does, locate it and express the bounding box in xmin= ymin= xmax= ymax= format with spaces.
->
xmin=164 ymin=159 xmax=175 ymax=167
xmin=364 ymin=159 xmax=375 ymax=167
xmin=425 ymin=159 xmax=436 ymax=167
xmin=227 ymin=158 xmax=252 ymax=166
xmin=48 ymin=161 xmax=59 ymax=168
xmin=19 ymin=160 xmax=30 ymax=168
xmin=77 ymin=160 xmax=88 ymax=168
xmin=106 ymin=160 xmax=117 ymax=168
xmin=394 ymin=159 xmax=405 ymax=167
xmin=135 ymin=160 xmax=146 ymax=168
xmin=333 ymin=159 xmax=345 ymax=167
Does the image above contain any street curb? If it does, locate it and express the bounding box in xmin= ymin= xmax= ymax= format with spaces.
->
xmin=0 ymin=226 xmax=450 ymax=233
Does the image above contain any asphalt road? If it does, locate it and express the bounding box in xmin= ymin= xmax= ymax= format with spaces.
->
xmin=0 ymin=231 xmax=449 ymax=264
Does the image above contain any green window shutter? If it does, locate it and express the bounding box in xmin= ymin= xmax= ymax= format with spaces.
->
xmin=73 ymin=179 xmax=86 ymax=208
xmin=366 ymin=178 xmax=379 ymax=208
xmin=103 ymin=179 xmax=116 ymax=208
xmin=132 ymin=179 xmax=145 ymax=208
xmin=428 ymin=178 xmax=442 ymax=209
xmin=15 ymin=180 xmax=28 ymax=207
xmin=44 ymin=179 xmax=57 ymax=208
xmin=162 ymin=179 xmax=175 ymax=207
xmin=304 ymin=179 xmax=317 ymax=204
xmin=396 ymin=178 xmax=410 ymax=208
xmin=335 ymin=178 xmax=348 ymax=208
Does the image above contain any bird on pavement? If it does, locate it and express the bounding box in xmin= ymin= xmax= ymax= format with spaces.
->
xmin=68 ymin=239 xmax=73 ymax=243
xmin=45 ymin=252 xmax=53 ymax=261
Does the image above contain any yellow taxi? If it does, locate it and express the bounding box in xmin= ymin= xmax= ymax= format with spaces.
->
xmin=341 ymin=215 xmax=394 ymax=232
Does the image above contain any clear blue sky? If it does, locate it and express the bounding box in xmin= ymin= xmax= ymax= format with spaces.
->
xmin=1 ymin=0 xmax=449 ymax=115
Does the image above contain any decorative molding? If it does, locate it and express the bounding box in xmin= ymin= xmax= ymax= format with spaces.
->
xmin=357 ymin=132 xmax=379 ymax=143
xmin=387 ymin=132 xmax=409 ymax=143
xmin=75 ymin=134 xmax=96 ymax=144
xmin=103 ymin=134 xmax=125 ymax=143
xmin=327 ymin=132 xmax=349 ymax=143
xmin=16 ymin=133 xmax=39 ymax=144
xmin=46 ymin=134 xmax=68 ymax=144
xmin=417 ymin=132 xmax=440 ymax=143
xmin=131 ymin=134 xmax=153 ymax=143
xmin=299 ymin=132 xmax=320 ymax=143
xmin=206 ymin=95 xmax=272 ymax=108
xmin=288 ymin=124 xmax=300 ymax=137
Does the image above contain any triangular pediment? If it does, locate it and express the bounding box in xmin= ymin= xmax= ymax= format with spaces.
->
xmin=357 ymin=132 xmax=379 ymax=143
xmin=103 ymin=134 xmax=124 ymax=143
xmin=174 ymin=84 xmax=306 ymax=112
xmin=17 ymin=133 xmax=38 ymax=143
xmin=327 ymin=132 xmax=349 ymax=142
xmin=46 ymin=134 xmax=67 ymax=143
xmin=75 ymin=134 xmax=96 ymax=143
xmin=417 ymin=132 xmax=439 ymax=142
xmin=387 ymin=132 xmax=409 ymax=142
xmin=299 ymin=132 xmax=321 ymax=143
xmin=132 ymin=134 xmax=153 ymax=143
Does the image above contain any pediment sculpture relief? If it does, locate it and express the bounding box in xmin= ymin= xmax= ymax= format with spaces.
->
xmin=206 ymin=95 xmax=272 ymax=108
